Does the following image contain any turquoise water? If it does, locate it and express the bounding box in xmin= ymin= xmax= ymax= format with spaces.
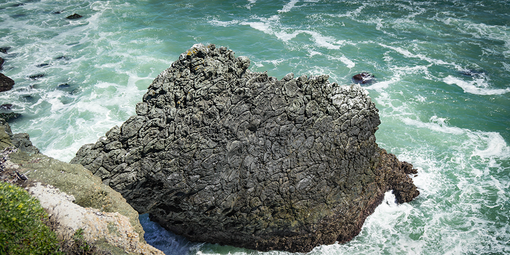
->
xmin=1 ymin=0 xmax=509 ymax=254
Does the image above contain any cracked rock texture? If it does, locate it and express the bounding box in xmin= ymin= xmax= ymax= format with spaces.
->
xmin=71 ymin=44 xmax=419 ymax=252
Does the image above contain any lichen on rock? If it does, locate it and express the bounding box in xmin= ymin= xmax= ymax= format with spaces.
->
xmin=71 ymin=44 xmax=419 ymax=253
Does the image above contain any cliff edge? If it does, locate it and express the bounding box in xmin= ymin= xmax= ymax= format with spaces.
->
xmin=0 ymin=119 xmax=163 ymax=255
xmin=71 ymin=44 xmax=419 ymax=252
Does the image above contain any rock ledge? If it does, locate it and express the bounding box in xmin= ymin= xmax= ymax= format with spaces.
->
xmin=0 ymin=119 xmax=163 ymax=255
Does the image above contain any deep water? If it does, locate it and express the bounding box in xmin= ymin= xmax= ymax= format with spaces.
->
xmin=1 ymin=0 xmax=509 ymax=254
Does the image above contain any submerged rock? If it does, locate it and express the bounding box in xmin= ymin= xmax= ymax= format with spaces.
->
xmin=29 ymin=73 xmax=45 ymax=80
xmin=66 ymin=13 xmax=83 ymax=20
xmin=352 ymin=72 xmax=375 ymax=84
xmin=72 ymin=44 xmax=419 ymax=253
xmin=0 ymin=73 xmax=14 ymax=92
xmin=0 ymin=104 xmax=19 ymax=122
xmin=57 ymin=83 xmax=71 ymax=89
xmin=459 ymin=69 xmax=487 ymax=79
xmin=0 ymin=104 xmax=12 ymax=110
xmin=0 ymin=112 xmax=21 ymax=122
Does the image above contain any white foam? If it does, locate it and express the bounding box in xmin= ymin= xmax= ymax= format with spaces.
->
xmin=308 ymin=50 xmax=322 ymax=57
xmin=401 ymin=116 xmax=510 ymax=161
xmin=278 ymin=0 xmax=299 ymax=13
xmin=274 ymin=30 xmax=300 ymax=41
xmin=402 ymin=116 xmax=466 ymax=135
xmin=244 ymin=0 xmax=257 ymax=10
xmin=329 ymin=3 xmax=367 ymax=18
xmin=379 ymin=43 xmax=455 ymax=68
xmin=472 ymin=132 xmax=510 ymax=159
xmin=339 ymin=55 xmax=355 ymax=68
xmin=364 ymin=73 xmax=401 ymax=92
xmin=503 ymin=62 xmax=510 ymax=72
xmin=240 ymin=17 xmax=277 ymax=35
xmin=306 ymin=30 xmax=342 ymax=49
xmin=443 ymin=75 xmax=510 ymax=95
xmin=208 ymin=18 xmax=240 ymax=27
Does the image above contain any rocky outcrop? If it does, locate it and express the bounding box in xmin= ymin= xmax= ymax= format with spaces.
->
xmin=0 ymin=119 xmax=163 ymax=255
xmin=28 ymin=183 xmax=164 ymax=255
xmin=0 ymin=73 xmax=14 ymax=92
xmin=352 ymin=72 xmax=375 ymax=85
xmin=0 ymin=112 xmax=21 ymax=122
xmin=72 ymin=44 xmax=419 ymax=252
xmin=66 ymin=13 xmax=83 ymax=20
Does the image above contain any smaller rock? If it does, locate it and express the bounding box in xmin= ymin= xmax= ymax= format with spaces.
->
xmin=29 ymin=73 xmax=45 ymax=80
xmin=0 ymin=112 xmax=21 ymax=122
xmin=55 ymin=55 xmax=69 ymax=60
xmin=0 ymin=73 xmax=15 ymax=92
xmin=0 ymin=47 xmax=10 ymax=54
xmin=36 ymin=63 xmax=49 ymax=68
xmin=57 ymin=83 xmax=71 ymax=89
xmin=11 ymin=133 xmax=39 ymax=155
xmin=66 ymin=13 xmax=83 ymax=19
xmin=459 ymin=69 xmax=487 ymax=79
xmin=352 ymin=72 xmax=375 ymax=84
xmin=0 ymin=104 xmax=12 ymax=110
xmin=0 ymin=57 xmax=4 ymax=70
xmin=21 ymin=95 xmax=35 ymax=102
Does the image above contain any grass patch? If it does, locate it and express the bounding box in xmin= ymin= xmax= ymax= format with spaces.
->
xmin=0 ymin=181 xmax=61 ymax=254
xmin=0 ymin=180 xmax=114 ymax=254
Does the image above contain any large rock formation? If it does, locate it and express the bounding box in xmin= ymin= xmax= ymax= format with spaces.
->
xmin=71 ymin=44 xmax=419 ymax=252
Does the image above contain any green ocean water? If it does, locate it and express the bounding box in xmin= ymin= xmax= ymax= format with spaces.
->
xmin=1 ymin=0 xmax=509 ymax=254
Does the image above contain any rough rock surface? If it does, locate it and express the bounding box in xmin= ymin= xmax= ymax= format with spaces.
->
xmin=72 ymin=44 xmax=419 ymax=252
xmin=29 ymin=183 xmax=164 ymax=255
xmin=66 ymin=13 xmax=83 ymax=19
xmin=352 ymin=72 xmax=375 ymax=85
xmin=0 ymin=73 xmax=14 ymax=92
xmin=0 ymin=119 xmax=164 ymax=255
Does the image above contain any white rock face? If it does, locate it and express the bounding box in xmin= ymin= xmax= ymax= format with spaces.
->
xmin=28 ymin=183 xmax=164 ymax=255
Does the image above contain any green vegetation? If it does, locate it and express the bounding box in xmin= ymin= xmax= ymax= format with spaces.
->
xmin=0 ymin=181 xmax=61 ymax=254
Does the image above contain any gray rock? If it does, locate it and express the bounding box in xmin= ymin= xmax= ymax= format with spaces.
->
xmin=72 ymin=44 xmax=419 ymax=253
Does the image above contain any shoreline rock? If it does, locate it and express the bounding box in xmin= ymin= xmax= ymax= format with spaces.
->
xmin=71 ymin=44 xmax=419 ymax=252
xmin=0 ymin=73 xmax=14 ymax=92
xmin=352 ymin=72 xmax=375 ymax=85
xmin=29 ymin=183 xmax=164 ymax=255
xmin=0 ymin=119 xmax=164 ymax=255
xmin=66 ymin=13 xmax=83 ymax=20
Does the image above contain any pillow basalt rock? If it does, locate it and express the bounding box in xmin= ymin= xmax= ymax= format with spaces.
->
xmin=71 ymin=44 xmax=419 ymax=253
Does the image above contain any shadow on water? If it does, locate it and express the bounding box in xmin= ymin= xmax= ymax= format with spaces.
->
xmin=140 ymin=214 xmax=265 ymax=255
xmin=139 ymin=214 xmax=198 ymax=255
